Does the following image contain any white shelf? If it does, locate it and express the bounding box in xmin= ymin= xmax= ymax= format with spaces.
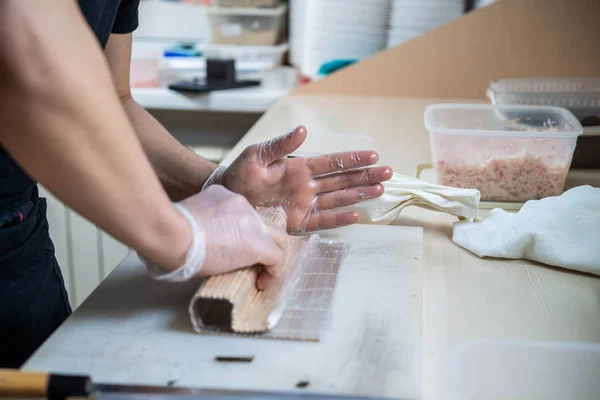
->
xmin=131 ymin=87 xmax=283 ymax=113
xmin=132 ymin=67 xmax=296 ymax=113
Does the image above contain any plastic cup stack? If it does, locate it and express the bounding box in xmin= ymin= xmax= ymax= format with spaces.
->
xmin=386 ymin=0 xmax=464 ymax=48
xmin=474 ymin=0 xmax=499 ymax=9
xmin=289 ymin=0 xmax=392 ymax=79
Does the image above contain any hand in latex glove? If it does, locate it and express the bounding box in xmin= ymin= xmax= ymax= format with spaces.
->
xmin=204 ymin=126 xmax=393 ymax=233
xmin=147 ymin=185 xmax=287 ymax=290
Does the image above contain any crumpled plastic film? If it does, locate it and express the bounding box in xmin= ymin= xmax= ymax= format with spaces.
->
xmin=201 ymin=166 xmax=226 ymax=191
xmin=188 ymin=207 xmax=350 ymax=341
xmin=273 ymin=239 xmax=349 ymax=340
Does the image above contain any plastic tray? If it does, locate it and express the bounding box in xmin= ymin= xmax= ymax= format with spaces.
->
xmin=424 ymin=104 xmax=583 ymax=202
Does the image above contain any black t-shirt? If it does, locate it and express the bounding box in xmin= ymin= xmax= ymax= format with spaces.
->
xmin=78 ymin=0 xmax=140 ymax=48
xmin=0 ymin=0 xmax=140 ymax=208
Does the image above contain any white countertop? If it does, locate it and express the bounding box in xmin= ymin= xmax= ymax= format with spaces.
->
xmin=220 ymin=95 xmax=600 ymax=400
xmin=24 ymin=95 xmax=600 ymax=400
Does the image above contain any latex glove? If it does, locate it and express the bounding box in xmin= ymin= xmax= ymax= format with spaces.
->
xmin=146 ymin=185 xmax=287 ymax=290
xmin=203 ymin=126 xmax=393 ymax=233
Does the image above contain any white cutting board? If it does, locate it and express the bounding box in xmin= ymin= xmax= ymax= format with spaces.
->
xmin=24 ymin=224 xmax=423 ymax=399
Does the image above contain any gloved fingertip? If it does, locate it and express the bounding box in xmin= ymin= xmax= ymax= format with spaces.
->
xmin=256 ymin=271 xmax=277 ymax=291
xmin=336 ymin=211 xmax=360 ymax=228
xmin=256 ymin=277 xmax=266 ymax=291
xmin=294 ymin=125 xmax=307 ymax=135
xmin=289 ymin=125 xmax=308 ymax=148
xmin=368 ymin=152 xmax=379 ymax=164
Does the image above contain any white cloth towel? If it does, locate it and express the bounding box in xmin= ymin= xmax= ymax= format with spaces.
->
xmin=352 ymin=173 xmax=481 ymax=224
xmin=453 ymin=185 xmax=600 ymax=275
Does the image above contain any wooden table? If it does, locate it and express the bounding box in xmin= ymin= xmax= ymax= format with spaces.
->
xmin=223 ymin=95 xmax=600 ymax=399
xmin=25 ymin=95 xmax=600 ymax=400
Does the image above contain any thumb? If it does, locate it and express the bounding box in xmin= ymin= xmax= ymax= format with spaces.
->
xmin=257 ymin=125 xmax=307 ymax=165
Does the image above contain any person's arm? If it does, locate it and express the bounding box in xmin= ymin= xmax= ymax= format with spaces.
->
xmin=103 ymin=27 xmax=393 ymax=233
xmin=0 ymin=0 xmax=190 ymax=270
xmin=105 ymin=34 xmax=217 ymax=201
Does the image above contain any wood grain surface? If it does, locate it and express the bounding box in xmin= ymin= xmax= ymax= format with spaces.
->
xmin=220 ymin=96 xmax=600 ymax=399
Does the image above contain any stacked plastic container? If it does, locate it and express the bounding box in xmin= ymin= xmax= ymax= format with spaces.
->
xmin=387 ymin=0 xmax=464 ymax=48
xmin=206 ymin=0 xmax=287 ymax=46
xmin=289 ymin=0 xmax=391 ymax=79
xmin=487 ymin=78 xmax=600 ymax=168
xmin=148 ymin=0 xmax=290 ymax=88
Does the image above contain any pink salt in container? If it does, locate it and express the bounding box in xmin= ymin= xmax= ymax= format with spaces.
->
xmin=424 ymin=104 xmax=583 ymax=202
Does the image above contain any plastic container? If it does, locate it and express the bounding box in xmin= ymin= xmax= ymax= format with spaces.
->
xmin=451 ymin=340 xmax=600 ymax=400
xmin=207 ymin=5 xmax=287 ymax=45
xmin=130 ymin=42 xmax=164 ymax=88
xmin=197 ymin=42 xmax=288 ymax=64
xmin=487 ymin=78 xmax=600 ymax=126
xmin=130 ymin=57 xmax=160 ymax=88
xmin=487 ymin=78 xmax=600 ymax=168
xmin=424 ymin=104 xmax=583 ymax=202
xmin=159 ymin=58 xmax=271 ymax=86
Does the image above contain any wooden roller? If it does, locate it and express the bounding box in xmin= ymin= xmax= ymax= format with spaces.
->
xmin=0 ymin=368 xmax=91 ymax=398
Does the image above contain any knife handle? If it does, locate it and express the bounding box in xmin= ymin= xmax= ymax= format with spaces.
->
xmin=0 ymin=369 xmax=92 ymax=398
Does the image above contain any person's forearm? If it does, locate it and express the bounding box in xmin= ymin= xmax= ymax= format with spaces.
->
xmin=120 ymin=97 xmax=218 ymax=201
xmin=0 ymin=0 xmax=190 ymax=270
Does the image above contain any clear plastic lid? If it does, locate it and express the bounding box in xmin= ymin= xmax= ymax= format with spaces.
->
xmin=487 ymin=79 xmax=600 ymax=128
xmin=424 ymin=104 xmax=583 ymax=138
xmin=489 ymin=78 xmax=600 ymax=94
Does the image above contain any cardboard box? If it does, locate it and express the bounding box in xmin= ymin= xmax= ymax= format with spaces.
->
xmin=294 ymin=0 xmax=600 ymax=99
